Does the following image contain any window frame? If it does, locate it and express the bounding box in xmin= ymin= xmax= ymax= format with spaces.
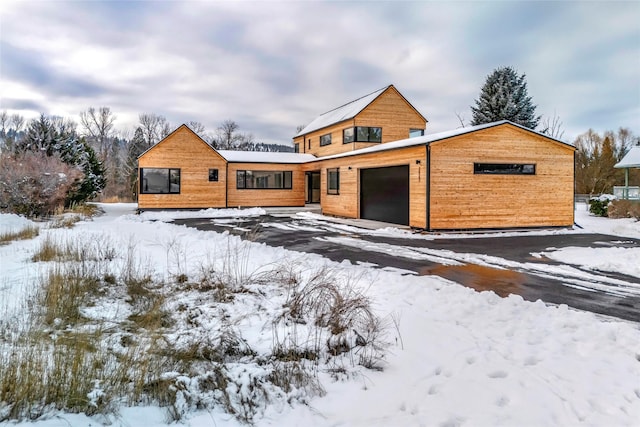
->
xmin=410 ymin=129 xmax=425 ymax=138
xmin=346 ymin=126 xmax=382 ymax=143
xmin=236 ymin=170 xmax=293 ymax=190
xmin=140 ymin=168 xmax=181 ymax=194
xmin=294 ymin=143 xmax=299 ymax=153
xmin=473 ymin=163 xmax=536 ymax=175
xmin=209 ymin=168 xmax=219 ymax=182
xmin=327 ymin=168 xmax=340 ymax=195
xmin=319 ymin=133 xmax=332 ymax=146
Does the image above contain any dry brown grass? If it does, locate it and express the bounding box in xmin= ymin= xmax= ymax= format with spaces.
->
xmin=0 ymin=225 xmax=39 ymax=245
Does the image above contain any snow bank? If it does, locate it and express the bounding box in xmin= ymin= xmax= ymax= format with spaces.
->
xmin=0 ymin=213 xmax=37 ymax=234
xmin=133 ymin=207 xmax=267 ymax=222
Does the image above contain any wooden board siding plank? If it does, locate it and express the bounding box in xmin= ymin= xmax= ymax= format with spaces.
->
xmin=428 ymin=125 xmax=575 ymax=230
xmin=137 ymin=126 xmax=227 ymax=209
xmin=227 ymin=163 xmax=306 ymax=207
xmin=293 ymin=87 xmax=426 ymax=158
xmin=310 ymin=145 xmax=427 ymax=228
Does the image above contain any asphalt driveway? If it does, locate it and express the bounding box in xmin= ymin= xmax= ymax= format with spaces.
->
xmin=173 ymin=215 xmax=640 ymax=322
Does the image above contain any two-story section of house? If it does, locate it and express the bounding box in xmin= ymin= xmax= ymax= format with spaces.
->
xmin=293 ymin=85 xmax=427 ymax=157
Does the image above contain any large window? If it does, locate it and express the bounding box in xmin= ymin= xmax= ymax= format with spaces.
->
xmin=320 ymin=133 xmax=332 ymax=146
xmin=474 ymin=163 xmax=536 ymax=175
xmin=236 ymin=170 xmax=293 ymax=189
xmin=327 ymin=168 xmax=340 ymax=195
xmin=343 ymin=126 xmax=382 ymax=143
xmin=140 ymin=168 xmax=180 ymax=194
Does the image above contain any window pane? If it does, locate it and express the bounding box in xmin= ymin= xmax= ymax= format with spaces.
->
xmin=343 ymin=128 xmax=354 ymax=144
xmin=284 ymin=171 xmax=292 ymax=189
xmin=237 ymin=171 xmax=246 ymax=188
xmin=410 ymin=129 xmax=424 ymax=138
xmin=236 ymin=170 xmax=293 ymax=189
xmin=141 ymin=168 xmax=169 ymax=194
xmin=356 ymin=127 xmax=369 ymax=142
xmin=327 ymin=168 xmax=339 ymax=194
xmin=209 ymin=169 xmax=218 ymax=182
xmin=369 ymin=127 xmax=382 ymax=142
xmin=169 ymin=169 xmax=180 ymax=193
xmin=474 ymin=163 xmax=536 ymax=175
xmin=320 ymin=134 xmax=332 ymax=146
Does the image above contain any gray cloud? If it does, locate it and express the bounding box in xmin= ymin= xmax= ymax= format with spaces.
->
xmin=0 ymin=1 xmax=637 ymax=144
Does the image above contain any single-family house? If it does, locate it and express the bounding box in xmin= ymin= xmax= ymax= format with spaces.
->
xmin=138 ymin=85 xmax=576 ymax=230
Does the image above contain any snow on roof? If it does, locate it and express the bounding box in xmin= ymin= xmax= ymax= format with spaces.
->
xmin=218 ymin=150 xmax=316 ymax=163
xmin=311 ymin=121 xmax=573 ymax=162
xmin=615 ymin=144 xmax=640 ymax=168
xmin=294 ymin=86 xmax=390 ymax=137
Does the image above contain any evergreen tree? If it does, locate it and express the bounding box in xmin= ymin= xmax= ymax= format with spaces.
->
xmin=470 ymin=66 xmax=540 ymax=129
xmin=16 ymin=114 xmax=106 ymax=205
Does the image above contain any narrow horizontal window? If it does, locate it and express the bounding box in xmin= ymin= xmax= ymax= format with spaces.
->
xmin=410 ymin=129 xmax=425 ymax=138
xmin=327 ymin=168 xmax=340 ymax=195
xmin=209 ymin=169 xmax=219 ymax=182
xmin=474 ymin=163 xmax=536 ymax=175
xmin=320 ymin=133 xmax=332 ymax=146
xmin=343 ymin=127 xmax=354 ymax=144
xmin=140 ymin=168 xmax=180 ymax=194
xmin=236 ymin=170 xmax=293 ymax=189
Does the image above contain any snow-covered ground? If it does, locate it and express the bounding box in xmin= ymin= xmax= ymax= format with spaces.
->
xmin=1 ymin=203 xmax=639 ymax=426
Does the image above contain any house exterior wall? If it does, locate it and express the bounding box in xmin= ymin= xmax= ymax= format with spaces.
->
xmin=137 ymin=126 xmax=227 ymax=209
xmin=293 ymin=87 xmax=426 ymax=158
xmin=226 ymin=162 xmax=306 ymax=207
xmin=428 ymin=125 xmax=575 ymax=230
xmin=310 ymin=145 xmax=428 ymax=229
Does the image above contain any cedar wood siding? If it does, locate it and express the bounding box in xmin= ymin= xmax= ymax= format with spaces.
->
xmin=309 ymin=145 xmax=428 ymax=228
xmin=428 ymin=124 xmax=575 ymax=230
xmin=227 ymin=162 xmax=306 ymax=207
xmin=137 ymin=125 xmax=227 ymax=209
xmin=293 ymin=87 xmax=426 ymax=157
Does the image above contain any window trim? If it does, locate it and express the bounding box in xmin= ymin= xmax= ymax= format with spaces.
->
xmin=344 ymin=126 xmax=382 ymax=143
xmin=140 ymin=168 xmax=181 ymax=194
xmin=320 ymin=133 xmax=332 ymax=146
xmin=236 ymin=170 xmax=293 ymax=190
xmin=327 ymin=168 xmax=340 ymax=195
xmin=209 ymin=168 xmax=219 ymax=182
xmin=473 ymin=163 xmax=536 ymax=175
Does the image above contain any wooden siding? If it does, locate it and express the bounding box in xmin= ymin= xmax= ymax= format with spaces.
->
xmin=428 ymin=125 xmax=575 ymax=230
xmin=310 ymin=145 xmax=428 ymax=228
xmin=293 ymin=87 xmax=426 ymax=158
xmin=137 ymin=126 xmax=227 ymax=209
xmin=227 ymin=163 xmax=306 ymax=207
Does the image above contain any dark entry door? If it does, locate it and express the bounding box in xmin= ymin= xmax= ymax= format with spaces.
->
xmin=360 ymin=165 xmax=409 ymax=225
xmin=306 ymin=171 xmax=321 ymax=203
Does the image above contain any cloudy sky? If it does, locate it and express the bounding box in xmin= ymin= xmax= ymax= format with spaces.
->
xmin=1 ymin=0 xmax=638 ymax=144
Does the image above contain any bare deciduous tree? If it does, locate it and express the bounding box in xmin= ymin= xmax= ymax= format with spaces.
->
xmin=80 ymin=106 xmax=116 ymax=160
xmin=187 ymin=121 xmax=206 ymax=135
xmin=540 ymin=111 xmax=565 ymax=140
xmin=10 ymin=114 xmax=25 ymax=132
xmin=138 ymin=113 xmax=169 ymax=147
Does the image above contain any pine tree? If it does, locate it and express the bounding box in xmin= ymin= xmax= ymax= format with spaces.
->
xmin=470 ymin=66 xmax=540 ymax=129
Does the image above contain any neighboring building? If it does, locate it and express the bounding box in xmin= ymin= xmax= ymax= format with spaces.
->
xmin=138 ymin=85 xmax=576 ymax=230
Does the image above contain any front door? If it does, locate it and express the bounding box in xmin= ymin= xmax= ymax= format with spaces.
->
xmin=306 ymin=171 xmax=321 ymax=203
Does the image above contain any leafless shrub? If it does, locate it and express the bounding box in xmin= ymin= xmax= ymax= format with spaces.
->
xmin=0 ymin=151 xmax=82 ymax=217
xmin=607 ymin=199 xmax=640 ymax=219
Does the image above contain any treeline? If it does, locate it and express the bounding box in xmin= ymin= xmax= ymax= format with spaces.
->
xmin=574 ymin=127 xmax=639 ymax=195
xmin=0 ymin=109 xmax=293 ymax=215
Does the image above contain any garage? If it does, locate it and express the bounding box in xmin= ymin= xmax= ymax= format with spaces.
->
xmin=360 ymin=165 xmax=409 ymax=225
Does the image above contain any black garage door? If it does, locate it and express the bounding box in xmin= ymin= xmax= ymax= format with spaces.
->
xmin=360 ymin=165 xmax=409 ymax=225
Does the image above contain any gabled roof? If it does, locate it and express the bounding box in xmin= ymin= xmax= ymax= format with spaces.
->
xmin=294 ymin=85 xmax=426 ymax=138
xmin=312 ymin=121 xmax=574 ymax=162
xmin=615 ymin=144 xmax=640 ymax=168
xmin=219 ymin=150 xmax=315 ymax=163
xmin=137 ymin=124 xmax=225 ymax=161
